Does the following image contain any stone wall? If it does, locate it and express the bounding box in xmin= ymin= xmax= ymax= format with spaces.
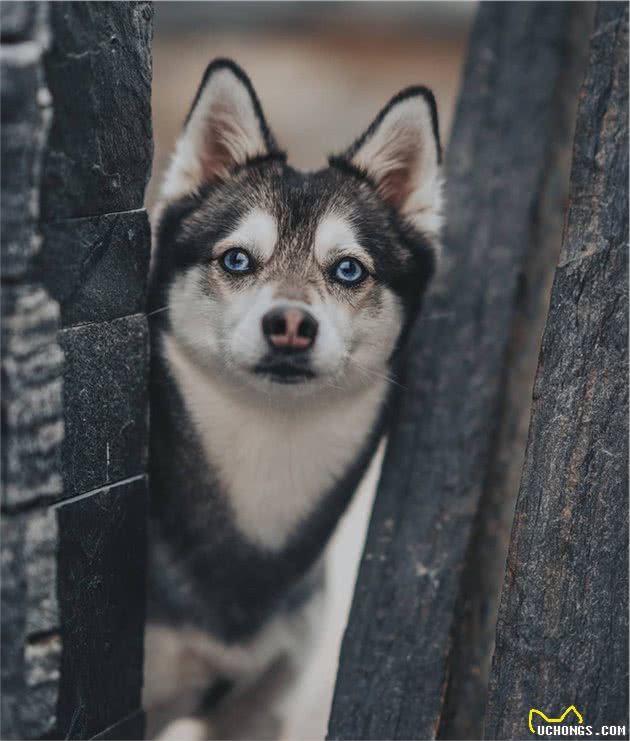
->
xmin=1 ymin=3 xmax=153 ymax=738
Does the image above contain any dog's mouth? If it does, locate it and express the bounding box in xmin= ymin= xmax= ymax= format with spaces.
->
xmin=253 ymin=358 xmax=316 ymax=384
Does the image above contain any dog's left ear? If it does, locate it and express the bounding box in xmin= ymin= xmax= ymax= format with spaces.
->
xmin=160 ymin=59 xmax=280 ymax=204
xmin=332 ymin=87 xmax=443 ymax=238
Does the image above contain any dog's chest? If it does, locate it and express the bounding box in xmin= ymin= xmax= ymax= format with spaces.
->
xmin=164 ymin=336 xmax=386 ymax=551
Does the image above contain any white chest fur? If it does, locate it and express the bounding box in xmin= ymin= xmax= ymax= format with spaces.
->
xmin=163 ymin=335 xmax=387 ymax=551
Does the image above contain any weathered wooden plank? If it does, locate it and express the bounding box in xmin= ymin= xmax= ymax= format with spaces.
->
xmin=327 ymin=4 xmax=593 ymax=739
xmin=41 ymin=2 xmax=153 ymax=220
xmin=55 ymin=479 xmax=148 ymax=740
xmin=39 ymin=3 xmax=153 ymax=736
xmin=484 ymin=4 xmax=629 ymax=738
xmin=0 ymin=1 xmax=44 ymax=43
xmin=0 ymin=37 xmax=52 ymax=279
xmin=1 ymin=3 xmax=153 ymax=739
xmin=1 ymin=506 xmax=60 ymax=739
xmin=38 ymin=210 xmax=151 ymax=327
xmin=437 ymin=6 xmax=594 ymax=737
xmin=1 ymin=285 xmax=64 ymax=511
xmin=0 ymin=5 xmax=63 ymax=737
xmin=58 ymin=315 xmax=148 ymax=501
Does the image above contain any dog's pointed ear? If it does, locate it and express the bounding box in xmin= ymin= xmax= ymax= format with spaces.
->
xmin=332 ymin=87 xmax=443 ymax=238
xmin=160 ymin=59 xmax=281 ymax=203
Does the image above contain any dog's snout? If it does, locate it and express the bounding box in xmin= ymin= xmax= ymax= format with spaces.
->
xmin=262 ymin=307 xmax=318 ymax=351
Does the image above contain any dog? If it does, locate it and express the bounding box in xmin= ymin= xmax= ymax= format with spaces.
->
xmin=144 ymin=58 xmax=443 ymax=739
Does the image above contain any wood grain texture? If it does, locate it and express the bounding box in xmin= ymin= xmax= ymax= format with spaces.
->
xmin=41 ymin=2 xmax=153 ymax=220
xmin=1 ymin=3 xmax=153 ymax=738
xmin=327 ymin=4 xmax=593 ymax=739
xmin=484 ymin=4 xmax=629 ymax=738
xmin=437 ymin=6 xmax=594 ymax=738
xmin=55 ymin=480 xmax=148 ymax=740
xmin=41 ymin=3 xmax=153 ymax=737
xmin=0 ymin=4 xmax=63 ymax=737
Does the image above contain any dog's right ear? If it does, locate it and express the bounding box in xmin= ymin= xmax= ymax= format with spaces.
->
xmin=331 ymin=87 xmax=443 ymax=241
xmin=159 ymin=59 xmax=280 ymax=204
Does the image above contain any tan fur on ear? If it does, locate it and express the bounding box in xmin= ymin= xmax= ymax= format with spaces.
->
xmin=160 ymin=61 xmax=277 ymax=204
xmin=341 ymin=89 xmax=443 ymax=241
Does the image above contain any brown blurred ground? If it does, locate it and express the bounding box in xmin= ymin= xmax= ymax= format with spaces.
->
xmin=149 ymin=5 xmax=472 ymax=737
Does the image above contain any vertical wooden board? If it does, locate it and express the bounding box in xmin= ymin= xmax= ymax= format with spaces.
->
xmin=1 ymin=508 xmax=61 ymax=740
xmin=327 ymin=4 xmax=592 ymax=739
xmin=0 ymin=2 xmax=41 ymax=43
xmin=0 ymin=4 xmax=63 ymax=738
xmin=40 ymin=1 xmax=154 ymax=220
xmin=437 ymin=6 xmax=593 ymax=737
xmin=55 ymin=480 xmax=148 ymax=740
xmin=2 ymin=2 xmax=153 ymax=739
xmin=0 ymin=38 xmax=52 ymax=279
xmin=57 ymin=316 xmax=149 ymax=500
xmin=485 ymin=4 xmax=628 ymax=739
xmin=1 ymin=285 xmax=64 ymax=510
xmin=38 ymin=3 xmax=154 ymax=737
xmin=38 ymin=210 xmax=151 ymax=327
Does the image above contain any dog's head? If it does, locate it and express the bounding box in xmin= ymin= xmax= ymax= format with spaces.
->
xmin=151 ymin=59 xmax=443 ymax=399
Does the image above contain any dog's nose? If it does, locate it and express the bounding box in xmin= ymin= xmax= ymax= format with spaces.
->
xmin=262 ymin=307 xmax=318 ymax=351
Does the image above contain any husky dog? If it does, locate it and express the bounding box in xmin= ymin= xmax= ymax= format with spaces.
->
xmin=144 ymin=59 xmax=443 ymax=739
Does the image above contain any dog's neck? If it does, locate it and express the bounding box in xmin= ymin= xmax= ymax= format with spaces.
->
xmin=163 ymin=333 xmax=388 ymax=552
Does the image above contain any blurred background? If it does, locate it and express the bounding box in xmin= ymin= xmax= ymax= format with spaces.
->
xmin=149 ymin=3 xmax=475 ymax=737
xmin=148 ymin=2 xmax=475 ymax=207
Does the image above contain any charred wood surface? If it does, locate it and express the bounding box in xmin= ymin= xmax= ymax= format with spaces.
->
xmin=437 ymin=5 xmax=594 ymax=738
xmin=484 ymin=4 xmax=629 ymax=738
xmin=1 ymin=2 xmax=153 ymax=738
xmin=328 ymin=4 xmax=595 ymax=739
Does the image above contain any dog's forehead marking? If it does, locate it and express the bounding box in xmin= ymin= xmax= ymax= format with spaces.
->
xmin=314 ymin=215 xmax=356 ymax=262
xmin=219 ymin=207 xmax=277 ymax=261
xmin=313 ymin=214 xmax=373 ymax=269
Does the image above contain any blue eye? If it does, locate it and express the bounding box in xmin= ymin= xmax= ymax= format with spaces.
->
xmin=333 ymin=257 xmax=366 ymax=286
xmin=221 ymin=248 xmax=252 ymax=274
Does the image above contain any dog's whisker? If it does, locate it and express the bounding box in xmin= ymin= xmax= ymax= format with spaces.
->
xmin=347 ymin=356 xmax=407 ymax=391
xmin=146 ymin=305 xmax=170 ymax=318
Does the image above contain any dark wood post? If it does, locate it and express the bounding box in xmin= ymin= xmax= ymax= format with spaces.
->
xmin=327 ymin=4 xmax=593 ymax=739
xmin=484 ymin=4 xmax=629 ymax=738
xmin=1 ymin=4 xmax=63 ymax=737
xmin=1 ymin=3 xmax=153 ymax=738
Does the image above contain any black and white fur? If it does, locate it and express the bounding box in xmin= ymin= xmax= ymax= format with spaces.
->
xmin=145 ymin=59 xmax=443 ymax=739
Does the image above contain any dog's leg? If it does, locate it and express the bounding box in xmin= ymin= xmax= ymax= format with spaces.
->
xmin=204 ymin=652 xmax=302 ymax=740
xmin=156 ymin=716 xmax=208 ymax=741
xmin=153 ymin=653 xmax=300 ymax=741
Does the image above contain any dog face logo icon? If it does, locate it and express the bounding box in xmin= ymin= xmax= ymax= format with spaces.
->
xmin=528 ymin=705 xmax=584 ymax=734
